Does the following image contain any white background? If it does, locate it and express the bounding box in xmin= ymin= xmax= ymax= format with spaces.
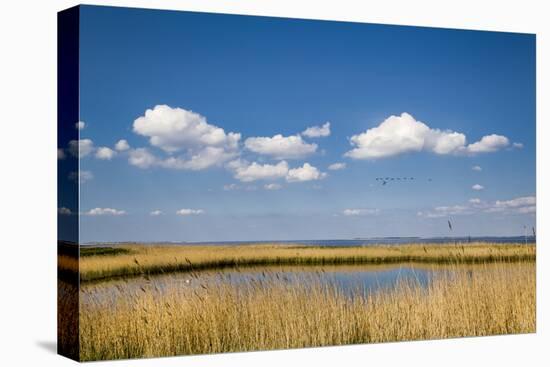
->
xmin=0 ymin=0 xmax=547 ymax=365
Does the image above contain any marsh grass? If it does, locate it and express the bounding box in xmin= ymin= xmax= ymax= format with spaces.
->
xmin=71 ymin=242 xmax=535 ymax=282
xmin=78 ymin=262 xmax=535 ymax=361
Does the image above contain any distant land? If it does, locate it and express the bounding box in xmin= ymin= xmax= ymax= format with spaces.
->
xmin=82 ymin=235 xmax=536 ymax=246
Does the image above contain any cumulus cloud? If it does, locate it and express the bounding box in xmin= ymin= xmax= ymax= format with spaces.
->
xmin=150 ymin=210 xmax=163 ymax=216
xmin=469 ymin=198 xmax=481 ymax=204
xmin=465 ymin=134 xmax=509 ymax=154
xmin=128 ymin=146 xmax=238 ymax=171
xmin=264 ymin=183 xmax=282 ymax=190
xmin=343 ymin=208 xmax=380 ymax=216
xmin=76 ymin=121 xmax=86 ymax=130
xmin=302 ymin=122 xmax=331 ymax=138
xmin=512 ymin=142 xmax=524 ymax=149
xmin=58 ymin=207 xmax=72 ymax=215
xmin=95 ymin=147 xmax=116 ymax=160
xmin=286 ymin=163 xmax=327 ymax=182
xmin=345 ymin=113 xmax=510 ymax=159
xmin=176 ymin=208 xmax=205 ymax=216
xmin=57 ymin=148 xmax=65 ymax=160
xmin=131 ymin=105 xmax=241 ymax=170
xmin=115 ymin=139 xmax=130 ymax=151
xmin=328 ymin=162 xmax=346 ymax=170
xmin=472 ymin=165 xmax=482 ymax=171
xmin=230 ymin=160 xmax=289 ymax=182
xmin=133 ymin=104 xmax=240 ymax=153
xmin=128 ymin=148 xmax=158 ymax=169
xmin=244 ymin=134 xmax=317 ymax=159
xmin=228 ymin=160 xmax=326 ymax=183
xmin=68 ymin=170 xmax=93 ymax=184
xmin=68 ymin=139 xmax=94 ymax=158
xmin=86 ymin=208 xmax=126 ymax=216
xmin=472 ymin=184 xmax=484 ymax=191
xmin=160 ymin=147 xmax=238 ymax=170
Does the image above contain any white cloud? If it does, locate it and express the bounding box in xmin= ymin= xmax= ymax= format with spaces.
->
xmin=133 ymin=105 xmax=241 ymax=154
xmin=76 ymin=121 xmax=86 ymax=130
xmin=472 ymin=184 xmax=484 ymax=191
xmin=57 ymin=148 xmax=65 ymax=160
xmin=465 ymin=134 xmax=509 ymax=154
xmin=517 ymin=206 xmax=536 ymax=214
xmin=472 ymin=165 xmax=482 ymax=171
xmin=222 ymin=183 xmax=259 ymax=191
xmin=58 ymin=207 xmax=72 ymax=215
xmin=176 ymin=208 xmax=205 ymax=216
xmin=95 ymin=147 xmax=116 ymax=160
xmin=115 ymin=139 xmax=130 ymax=151
xmin=264 ymin=183 xmax=282 ymax=190
xmin=229 ymin=160 xmax=326 ymax=183
xmin=230 ymin=160 xmax=289 ymax=182
xmin=417 ymin=205 xmax=471 ymax=218
xmin=328 ymin=162 xmax=346 ymax=170
xmin=160 ymin=146 xmax=238 ymax=170
xmin=68 ymin=170 xmax=93 ymax=184
xmin=244 ymin=134 xmax=317 ymax=159
xmin=286 ymin=163 xmax=327 ymax=182
xmin=494 ymin=196 xmax=535 ymax=209
xmin=345 ymin=113 xmax=463 ymax=159
xmin=419 ymin=195 xmax=535 ymax=218
xmin=128 ymin=146 xmax=238 ymax=171
xmin=150 ymin=210 xmax=163 ymax=216
xmin=343 ymin=208 xmax=380 ymax=216
xmin=86 ymin=208 xmax=126 ymax=216
xmin=131 ymin=105 xmax=241 ymax=170
xmin=223 ymin=183 xmax=239 ymax=191
xmin=128 ymin=148 xmax=158 ymax=169
xmin=345 ymin=113 xmax=510 ymax=159
xmin=513 ymin=142 xmax=524 ymax=149
xmin=68 ymin=139 xmax=94 ymax=158
xmin=302 ymin=122 xmax=331 ymax=138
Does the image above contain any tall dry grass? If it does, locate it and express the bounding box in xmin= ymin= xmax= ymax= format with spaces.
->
xmin=72 ymin=242 xmax=535 ymax=282
xmin=78 ymin=262 xmax=535 ymax=361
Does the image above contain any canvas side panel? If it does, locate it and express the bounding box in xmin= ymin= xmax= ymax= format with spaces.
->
xmin=57 ymin=5 xmax=80 ymax=362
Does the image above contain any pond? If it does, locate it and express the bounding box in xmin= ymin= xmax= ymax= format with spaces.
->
xmin=80 ymin=263 xmax=468 ymax=304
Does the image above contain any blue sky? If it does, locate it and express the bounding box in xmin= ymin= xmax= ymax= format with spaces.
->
xmin=62 ymin=6 xmax=535 ymax=242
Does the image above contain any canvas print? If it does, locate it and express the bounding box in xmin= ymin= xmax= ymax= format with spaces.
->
xmin=57 ymin=5 xmax=536 ymax=362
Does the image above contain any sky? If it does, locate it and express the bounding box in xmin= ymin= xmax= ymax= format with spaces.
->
xmin=60 ymin=5 xmax=536 ymax=243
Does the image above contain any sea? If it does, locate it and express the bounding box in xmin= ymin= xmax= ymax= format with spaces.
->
xmin=86 ymin=236 xmax=536 ymax=247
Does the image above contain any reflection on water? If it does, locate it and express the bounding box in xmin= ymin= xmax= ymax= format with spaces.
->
xmin=81 ymin=263 xmax=462 ymax=304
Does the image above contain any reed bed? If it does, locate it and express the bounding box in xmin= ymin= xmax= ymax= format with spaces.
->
xmin=72 ymin=242 xmax=535 ymax=282
xmin=78 ymin=262 xmax=535 ymax=361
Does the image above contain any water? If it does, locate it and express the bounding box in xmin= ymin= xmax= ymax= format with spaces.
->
xmin=82 ymin=263 xmax=456 ymax=304
xmin=86 ymin=236 xmax=536 ymax=247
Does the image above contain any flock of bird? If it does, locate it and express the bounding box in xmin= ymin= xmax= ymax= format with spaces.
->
xmin=375 ymin=177 xmax=433 ymax=185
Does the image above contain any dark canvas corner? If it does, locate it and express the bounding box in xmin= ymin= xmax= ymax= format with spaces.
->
xmin=57 ymin=5 xmax=80 ymax=362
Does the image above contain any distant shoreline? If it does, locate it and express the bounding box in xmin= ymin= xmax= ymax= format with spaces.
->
xmin=80 ymin=235 xmax=536 ymax=246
